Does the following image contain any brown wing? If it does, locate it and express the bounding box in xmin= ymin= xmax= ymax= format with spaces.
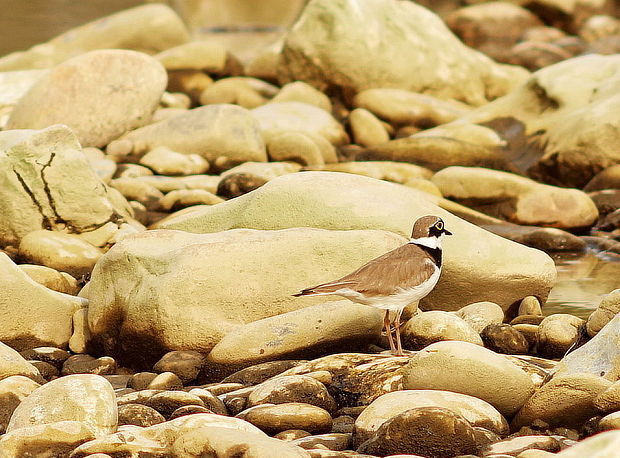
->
xmin=294 ymin=243 xmax=437 ymax=297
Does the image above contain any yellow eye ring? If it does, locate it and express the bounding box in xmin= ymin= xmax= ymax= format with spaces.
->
xmin=435 ymin=221 xmax=444 ymax=230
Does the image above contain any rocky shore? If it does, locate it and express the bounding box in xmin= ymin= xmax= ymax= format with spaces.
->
xmin=0 ymin=0 xmax=619 ymax=457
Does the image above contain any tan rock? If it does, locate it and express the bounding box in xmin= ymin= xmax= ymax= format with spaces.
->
xmin=519 ymin=296 xmax=543 ymax=316
xmin=221 ymin=161 xmax=301 ymax=181
xmin=482 ymin=434 xmax=562 ymax=456
xmin=168 ymin=70 xmax=214 ymax=104
xmin=155 ymin=40 xmax=229 ymax=72
xmin=403 ymin=341 xmax=535 ymax=417
xmin=0 ymin=420 xmax=95 ymax=457
xmin=584 ymin=164 xmax=620 ymax=192
xmin=7 ymin=50 xmax=167 ymax=148
xmin=139 ymin=147 xmax=209 ymax=176
xmin=110 ymin=177 xmax=165 ymax=211
xmin=69 ymin=308 xmax=91 ymax=354
xmin=199 ymin=77 xmax=275 ymax=109
xmin=7 ymin=374 xmax=117 ymax=437
xmin=304 ymin=161 xmax=433 ymax=184
xmin=271 ymin=81 xmax=332 ymax=112
xmin=266 ymin=130 xmax=337 ymax=165
xmin=550 ymin=430 xmax=620 ymax=457
xmin=454 ymin=301 xmax=504 ymax=334
xmin=537 ymin=314 xmax=584 ymax=359
xmin=349 ymin=108 xmax=390 ymax=147
xmin=153 ymin=350 xmax=206 ymax=384
xmin=0 ymin=70 xmax=47 ymax=127
xmin=114 ymin=163 xmax=154 ymax=179
xmin=159 ymin=189 xmax=223 ymax=212
xmin=18 ymin=264 xmax=79 ymax=295
xmin=0 ymin=375 xmax=41 ymax=434
xmin=238 ymin=402 xmax=332 ymax=434
xmin=247 ymin=375 xmax=337 ymax=413
xmin=586 ymin=289 xmax=620 ymax=337
xmin=594 ymin=380 xmax=620 ymax=413
xmin=401 ymin=311 xmax=483 ymax=350
xmin=598 ymin=410 xmax=620 ymax=431
xmin=432 ymin=167 xmax=599 ymax=229
xmin=0 ymin=4 xmax=189 ymax=71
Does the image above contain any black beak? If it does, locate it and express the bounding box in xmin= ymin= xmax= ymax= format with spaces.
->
xmin=444 ymin=229 xmax=453 ymax=236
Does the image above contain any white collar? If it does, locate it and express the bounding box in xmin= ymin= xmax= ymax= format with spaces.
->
xmin=409 ymin=235 xmax=442 ymax=249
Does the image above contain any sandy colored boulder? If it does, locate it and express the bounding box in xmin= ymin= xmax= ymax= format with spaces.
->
xmin=0 ymin=125 xmax=136 ymax=247
xmin=0 ymin=420 xmax=95 ymax=457
xmin=155 ymin=171 xmax=556 ymax=312
xmin=247 ymin=375 xmax=337 ymax=413
xmin=304 ymin=161 xmax=432 ymax=184
xmin=584 ymin=164 xmax=620 ymax=191
xmin=7 ymin=374 xmax=117 ymax=437
xmin=209 ymin=302 xmax=382 ymax=366
xmin=586 ymin=289 xmax=620 ymax=337
xmin=454 ymin=301 xmax=504 ymax=333
xmin=402 ymin=341 xmax=535 ymax=417
xmin=0 ymin=70 xmax=47 ymax=128
xmin=0 ymin=376 xmax=41 ymax=434
xmin=159 ymin=189 xmax=223 ymax=212
xmin=401 ymin=311 xmax=483 ymax=350
xmin=552 ymin=430 xmax=620 ymax=457
xmin=432 ymin=167 xmax=599 ymax=229
xmin=221 ymin=161 xmax=301 ymax=181
xmin=237 ymin=403 xmax=332 ymax=434
xmin=278 ymin=0 xmax=527 ymax=105
xmin=85 ymin=227 xmax=405 ymax=366
xmin=155 ymin=40 xmax=229 ymax=72
xmin=199 ymin=77 xmax=271 ymax=109
xmin=348 ymin=108 xmax=390 ymax=147
xmin=271 ymin=81 xmax=332 ymax=112
xmin=18 ymin=264 xmax=79 ymax=295
xmin=537 ymin=314 xmax=584 ymax=358
xmin=7 ymin=50 xmax=167 ymax=147
xmin=139 ymin=147 xmax=209 ymax=176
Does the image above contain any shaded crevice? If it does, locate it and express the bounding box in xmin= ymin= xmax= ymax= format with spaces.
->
xmin=38 ymin=151 xmax=71 ymax=231
xmin=12 ymin=168 xmax=53 ymax=230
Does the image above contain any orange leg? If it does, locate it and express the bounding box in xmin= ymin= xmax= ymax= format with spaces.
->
xmin=394 ymin=308 xmax=404 ymax=356
xmin=384 ymin=310 xmax=396 ymax=353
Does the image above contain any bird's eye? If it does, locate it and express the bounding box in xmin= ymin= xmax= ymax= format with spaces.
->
xmin=435 ymin=221 xmax=444 ymax=230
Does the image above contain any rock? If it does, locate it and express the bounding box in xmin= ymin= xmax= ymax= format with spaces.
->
xmin=0 ymin=70 xmax=47 ymax=128
xmin=20 ymin=347 xmax=70 ymax=368
xmin=69 ymin=309 xmax=91 ymax=354
xmin=481 ymin=324 xmax=529 ymax=354
xmin=252 ymin=102 xmax=348 ymax=145
xmin=348 ymin=108 xmax=390 ymax=147
xmin=291 ymin=433 xmax=351 ymax=451
xmin=357 ymin=406 xmax=480 ymax=457
xmin=598 ymin=410 xmax=620 ymax=431
xmin=114 ymin=164 xmax=154 ymax=179
xmin=216 ymin=172 xmax=268 ymax=198
xmin=550 ymin=430 xmax=620 ymax=457
xmin=354 ymin=389 xmax=508 ymax=446
xmin=18 ymin=264 xmax=79 ymax=295
xmin=145 ymin=372 xmax=184 ymax=391
xmin=18 ymin=230 xmax=102 ymax=278
xmin=155 ymin=172 xmax=557 ymax=313
xmin=110 ymin=177 xmax=165 ymax=211
xmin=432 ymin=167 xmax=599 ymax=229
xmin=401 ymin=311 xmax=483 ymax=350
xmin=482 ymin=224 xmax=587 ymax=252
xmin=272 ymin=81 xmax=332 ymax=112
xmin=139 ymin=147 xmax=210 ymax=176
xmin=208 ymin=302 xmax=382 ymax=367
xmin=221 ymin=360 xmax=304 ymax=385
xmin=155 ymin=40 xmax=230 ymax=73
xmin=144 ymin=391 xmax=206 ymax=418
xmin=152 ymin=350 xmax=206 ymax=384
xmin=187 ymin=388 xmax=228 ymax=415
xmin=265 ymin=130 xmax=337 ymax=165
xmin=482 ymin=435 xmax=562 ymax=456
xmin=199 ymin=77 xmax=271 ymax=109
xmin=303 ymin=161 xmax=433 ymax=184
xmin=519 ymin=296 xmax=543 ymax=316
xmin=0 ymin=253 xmax=84 ymax=351
xmin=85 ymin=227 xmax=404 ymax=367
xmin=61 ymin=355 xmax=117 ymax=376
xmin=0 ymin=375 xmax=41 ymax=434
xmin=0 ymin=125 xmax=136 ymax=247
xmin=0 ymin=420 xmax=95 ymax=457
xmin=160 ymin=189 xmax=223 ymax=212
xmin=169 ymin=405 xmax=214 ymax=419
xmin=454 ymin=301 xmax=504 ymax=334
xmin=511 ymin=373 xmax=611 ymax=429
xmin=537 ymin=314 xmax=584 ymax=359
xmin=584 ymin=164 xmax=620 ymax=191
xmin=237 ymin=402 xmax=332 ymax=434
xmin=594 ymin=380 xmax=620 ymax=414
xmin=586 ymin=289 xmax=620 ymax=337
xmin=247 ymin=375 xmax=337 ymax=413
xmin=353 ymin=89 xmax=471 ymax=127
xmin=221 ymin=161 xmax=302 ymax=181
xmin=278 ymin=0 xmax=526 ymax=105
xmin=109 ymin=104 xmax=266 ymax=168
xmin=7 ymin=374 xmax=117 ymax=437
xmin=7 ymin=50 xmax=167 ymax=148
xmin=118 ymin=403 xmax=165 ymax=427
xmin=402 ymin=341 xmax=535 ymax=417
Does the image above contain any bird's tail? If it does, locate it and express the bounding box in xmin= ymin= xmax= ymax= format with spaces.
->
xmin=292 ymin=280 xmax=354 ymax=297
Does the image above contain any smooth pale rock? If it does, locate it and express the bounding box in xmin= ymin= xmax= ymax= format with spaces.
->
xmin=0 ymin=70 xmax=47 ymax=128
xmin=159 ymin=189 xmax=223 ymax=212
xmin=537 ymin=314 xmax=584 ymax=359
xmin=0 ymin=4 xmax=189 ymax=71
xmin=552 ymin=430 xmax=620 ymax=457
xmin=139 ymin=147 xmax=209 ymax=176
xmin=0 ymin=253 xmax=84 ymax=351
xmin=109 ymin=104 xmax=266 ymax=167
xmin=401 ymin=311 xmax=483 ymax=350
xmin=7 ymin=374 xmax=117 ymax=437
xmin=199 ymin=77 xmax=270 ymax=109
xmin=402 ymin=341 xmax=535 ymax=417
xmin=357 ymin=406 xmax=480 ymax=457
xmin=69 ymin=308 xmax=91 ymax=354
xmin=0 ymin=375 xmax=40 ymax=433
xmin=85 ymin=228 xmax=405 ymax=367
xmin=511 ymin=373 xmax=611 ymax=429
xmin=221 ymin=161 xmax=302 ymax=181
xmin=304 ymin=161 xmax=433 ymax=184
xmin=153 ymin=350 xmax=206 ymax=384
xmin=265 ymin=130 xmax=334 ymax=165
xmin=0 ymin=420 xmax=95 ymax=457
xmin=110 ymin=177 xmax=165 ymax=211
xmin=586 ymin=289 xmax=620 ymax=337
xmin=155 ymin=40 xmax=229 ymax=72
xmin=19 ymin=264 xmax=79 ymax=295
xmin=278 ymin=0 xmax=526 ymax=105
xmin=222 ymin=361 xmax=305 ymax=386
xmin=155 ymin=172 xmax=556 ymax=312
xmin=252 ymin=102 xmax=348 ymax=145
xmin=272 ymin=81 xmax=332 ymax=112
xmin=432 ymin=167 xmax=599 ymax=229
xmin=237 ymin=402 xmax=333 ymax=434
xmin=248 ymin=375 xmax=335 ymax=411
xmin=348 ymin=108 xmax=391 ymax=147
xmin=594 ymin=380 xmax=620 ymax=413
xmin=208 ymin=302 xmax=382 ymax=366
xmin=18 ymin=230 xmax=102 ymax=278
xmin=354 ymin=389 xmax=508 ymax=446
xmin=598 ymin=410 xmax=620 ymax=431
xmin=0 ymin=125 xmax=136 ymax=247
xmin=584 ymin=164 xmax=620 ymax=191
xmin=454 ymin=301 xmax=505 ymax=334
xmin=144 ymin=391 xmax=206 ymax=418
xmin=353 ymin=89 xmax=471 ymax=127
xmin=115 ymin=164 xmax=154 ymax=179
xmin=7 ymin=50 xmax=167 ymax=147
xmin=482 ymin=434 xmax=562 ymax=456
xmin=61 ymin=355 xmax=116 ymax=376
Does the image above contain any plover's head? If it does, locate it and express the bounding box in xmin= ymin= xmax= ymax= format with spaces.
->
xmin=410 ymin=215 xmax=452 ymax=244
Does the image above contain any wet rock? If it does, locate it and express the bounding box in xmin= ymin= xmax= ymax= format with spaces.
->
xmin=481 ymin=324 xmax=530 ymax=354
xmin=118 ymin=403 xmax=165 ymax=427
xmin=0 ymin=375 xmax=41 ymax=434
xmin=238 ymin=402 xmax=333 ymax=434
xmin=348 ymin=108 xmax=390 ymax=147
xmin=247 ymin=375 xmax=337 ymax=413
xmin=208 ymin=302 xmax=382 ymax=368
xmin=216 ymin=172 xmax=268 ymax=198
xmin=586 ymin=289 xmax=620 ymax=337
xmin=155 ymin=172 xmax=557 ymax=312
xmin=61 ymin=354 xmax=117 ymax=376
xmin=29 ymin=361 xmax=59 ymax=381
xmin=357 ymin=406 xmax=480 ymax=457
xmin=403 ymin=341 xmax=535 ymax=417
xmin=432 ymin=166 xmax=598 ymax=229
xmin=153 ymin=350 xmax=206 ymax=384
xmin=7 ymin=50 xmax=166 ymax=147
xmin=454 ymin=301 xmax=504 ymax=334
xmin=159 ymin=189 xmax=224 ymax=211
xmin=278 ymin=0 xmax=526 ymax=105
xmin=537 ymin=314 xmax=584 ymax=359
xmin=7 ymin=374 xmax=117 ymax=437
xmin=401 ymin=311 xmax=483 ymax=350
xmin=512 ymin=373 xmax=611 ymax=430
xmin=169 ymin=404 xmax=213 ymax=419
xmin=292 ymin=433 xmax=351 ymax=451
xmin=0 ymin=420 xmax=95 ymax=457
xmin=139 ymin=147 xmax=209 ymax=176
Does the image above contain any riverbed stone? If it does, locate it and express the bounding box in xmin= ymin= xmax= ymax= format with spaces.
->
xmin=221 ymin=161 xmax=302 ymax=181
xmin=18 ymin=264 xmax=79 ymax=295
xmin=199 ymin=77 xmax=270 ymax=109
xmin=348 ymin=108 xmax=390 ymax=147
xmin=586 ymin=289 xmax=620 ymax=337
xmin=0 ymin=125 xmax=136 ymax=247
xmin=403 ymin=341 xmax=535 ymax=417
xmin=0 ymin=375 xmax=41 ymax=434
xmin=0 ymin=420 xmax=95 ymax=457
xmin=481 ymin=323 xmax=530 ymax=354
xmin=265 ymin=130 xmax=337 ymax=165
xmin=272 ymin=81 xmax=332 ymax=112
xmin=304 ymin=161 xmax=433 ymax=184
xmin=401 ymin=311 xmax=483 ymax=350
xmin=155 ymin=40 xmax=230 ymax=72
xmin=354 ymin=389 xmax=508 ymax=446
xmin=118 ymin=404 xmax=165 ymax=427
xmin=208 ymin=302 xmax=383 ymax=367
xmin=159 ymin=189 xmax=223 ymax=212
xmin=139 ymin=147 xmax=210 ymax=176
xmin=432 ymin=166 xmax=599 ymax=229
xmin=511 ymin=373 xmax=611 ymax=430
xmin=7 ymin=50 xmax=167 ymax=147
xmin=61 ymin=355 xmax=117 ymax=376
xmin=153 ymin=350 xmax=206 ymax=384
xmin=247 ymin=375 xmax=337 ymax=413
xmin=237 ymin=402 xmax=333 ymax=434
xmin=278 ymin=0 xmax=527 ymax=105
xmin=454 ymin=301 xmax=504 ymax=333
xmin=537 ymin=314 xmax=584 ymax=359
xmin=155 ymin=172 xmax=556 ymax=312
xmin=584 ymin=164 xmax=620 ymax=192
xmin=7 ymin=374 xmax=117 ymax=437
xmin=144 ymin=391 xmax=206 ymax=418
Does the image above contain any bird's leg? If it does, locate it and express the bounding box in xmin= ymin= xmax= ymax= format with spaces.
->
xmin=384 ymin=310 xmax=396 ymax=354
xmin=394 ymin=308 xmax=404 ymax=356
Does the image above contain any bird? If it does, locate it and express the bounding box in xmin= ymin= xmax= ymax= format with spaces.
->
xmin=293 ymin=215 xmax=452 ymax=356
